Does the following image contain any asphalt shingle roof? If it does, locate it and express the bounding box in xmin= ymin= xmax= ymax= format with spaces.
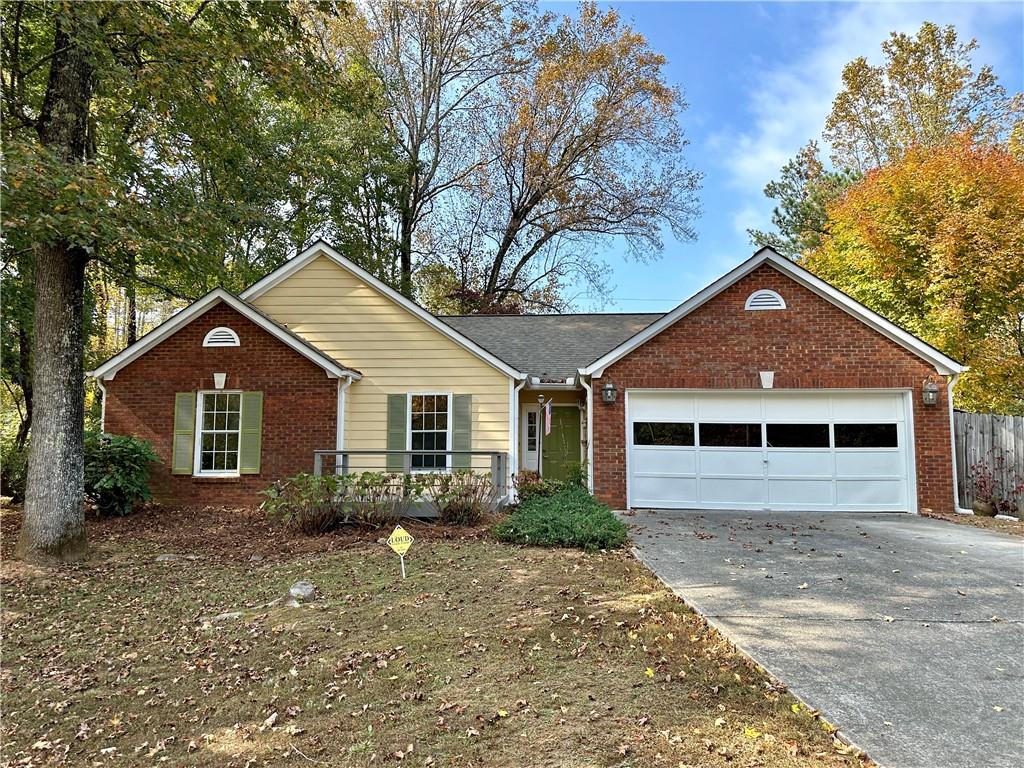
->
xmin=439 ymin=313 xmax=663 ymax=381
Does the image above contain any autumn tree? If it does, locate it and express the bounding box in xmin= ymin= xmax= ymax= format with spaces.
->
xmin=431 ymin=2 xmax=700 ymax=311
xmin=824 ymin=21 xmax=1023 ymax=172
xmin=748 ymin=141 xmax=857 ymax=260
xmin=804 ymin=136 xmax=1024 ymax=414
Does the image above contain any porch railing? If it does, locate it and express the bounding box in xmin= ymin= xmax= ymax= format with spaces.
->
xmin=312 ymin=450 xmax=509 ymax=500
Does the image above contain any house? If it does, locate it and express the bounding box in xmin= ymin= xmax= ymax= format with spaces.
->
xmin=90 ymin=241 xmax=966 ymax=513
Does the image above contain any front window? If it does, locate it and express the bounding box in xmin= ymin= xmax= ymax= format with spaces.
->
xmin=410 ymin=394 xmax=449 ymax=470
xmin=197 ymin=392 xmax=241 ymax=474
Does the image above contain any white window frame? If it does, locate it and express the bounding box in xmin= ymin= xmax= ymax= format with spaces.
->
xmin=406 ymin=392 xmax=453 ymax=472
xmin=202 ymin=326 xmax=240 ymax=347
xmin=193 ymin=390 xmax=243 ymax=477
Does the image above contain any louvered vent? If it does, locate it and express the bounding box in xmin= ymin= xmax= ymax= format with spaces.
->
xmin=744 ymin=289 xmax=786 ymax=311
xmin=202 ymin=327 xmax=240 ymax=347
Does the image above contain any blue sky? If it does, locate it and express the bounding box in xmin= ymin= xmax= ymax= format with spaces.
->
xmin=542 ymin=1 xmax=1024 ymax=312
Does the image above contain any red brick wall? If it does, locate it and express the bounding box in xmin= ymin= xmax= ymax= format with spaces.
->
xmin=103 ymin=303 xmax=337 ymax=506
xmin=591 ymin=264 xmax=954 ymax=512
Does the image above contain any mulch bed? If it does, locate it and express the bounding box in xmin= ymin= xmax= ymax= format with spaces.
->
xmin=0 ymin=503 xmax=495 ymax=564
xmin=920 ymin=508 xmax=1024 ymax=537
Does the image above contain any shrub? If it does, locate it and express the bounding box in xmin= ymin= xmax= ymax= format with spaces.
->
xmin=0 ymin=436 xmax=29 ymax=503
xmin=513 ymin=470 xmax=562 ymax=502
xmin=423 ymin=471 xmax=495 ymax=526
xmin=83 ymin=432 xmax=159 ymax=516
xmin=345 ymin=471 xmax=422 ymax=527
xmin=494 ymin=484 xmax=627 ymax=551
xmin=261 ymin=473 xmax=345 ymax=534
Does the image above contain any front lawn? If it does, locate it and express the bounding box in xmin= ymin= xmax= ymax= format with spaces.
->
xmin=1 ymin=507 xmax=865 ymax=767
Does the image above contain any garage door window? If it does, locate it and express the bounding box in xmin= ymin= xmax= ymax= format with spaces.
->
xmin=700 ymin=423 xmax=762 ymax=447
xmin=766 ymin=423 xmax=830 ymax=448
xmin=633 ymin=422 xmax=695 ymax=446
xmin=834 ymin=423 xmax=898 ymax=448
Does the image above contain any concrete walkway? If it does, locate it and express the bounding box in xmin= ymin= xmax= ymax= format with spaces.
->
xmin=626 ymin=510 xmax=1024 ymax=768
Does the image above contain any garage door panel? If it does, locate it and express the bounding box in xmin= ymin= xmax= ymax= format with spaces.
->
xmin=633 ymin=476 xmax=697 ymax=507
xmin=836 ymin=479 xmax=904 ymax=506
xmin=701 ymin=478 xmax=764 ymax=505
xmin=831 ymin=395 xmax=902 ymax=421
xmin=766 ymin=450 xmax=833 ymax=477
xmin=769 ymin=479 xmax=833 ymax=506
xmin=763 ymin=397 xmax=830 ymax=421
xmin=631 ymin=394 xmax=694 ymax=421
xmin=698 ymin=450 xmax=763 ymax=476
xmin=696 ymin=395 xmax=761 ymax=420
xmin=632 ymin=448 xmax=696 ymax=474
xmin=835 ymin=451 xmax=903 ymax=478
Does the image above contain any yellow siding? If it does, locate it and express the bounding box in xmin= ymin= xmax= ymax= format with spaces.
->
xmin=252 ymin=254 xmax=511 ymax=471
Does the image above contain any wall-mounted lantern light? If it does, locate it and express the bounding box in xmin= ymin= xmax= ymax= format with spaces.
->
xmin=922 ymin=380 xmax=940 ymax=406
xmin=601 ymin=380 xmax=618 ymax=404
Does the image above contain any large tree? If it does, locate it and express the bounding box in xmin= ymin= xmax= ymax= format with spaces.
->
xmin=1 ymin=1 xmax=387 ymax=562
xmin=414 ymin=2 xmax=699 ymax=312
xmin=824 ymin=21 xmax=1023 ymax=172
xmin=804 ymin=136 xmax=1024 ymax=414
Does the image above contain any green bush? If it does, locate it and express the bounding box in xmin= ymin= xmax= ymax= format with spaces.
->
xmin=0 ymin=436 xmax=29 ymax=503
xmin=261 ymin=473 xmax=345 ymax=534
xmin=83 ymin=432 xmax=159 ymax=516
xmin=494 ymin=484 xmax=627 ymax=551
xmin=513 ymin=470 xmax=562 ymax=502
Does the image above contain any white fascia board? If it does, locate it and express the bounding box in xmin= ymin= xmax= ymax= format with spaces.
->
xmin=241 ymin=240 xmax=527 ymax=381
xmin=580 ymin=247 xmax=964 ymax=377
xmin=88 ymin=288 xmax=362 ymax=382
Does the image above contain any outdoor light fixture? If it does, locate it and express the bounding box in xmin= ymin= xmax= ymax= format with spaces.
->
xmin=922 ymin=380 xmax=940 ymax=406
xmin=601 ymin=380 xmax=618 ymax=404
xmin=213 ymin=372 xmax=227 ymax=390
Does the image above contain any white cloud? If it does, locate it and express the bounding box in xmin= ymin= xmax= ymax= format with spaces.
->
xmin=713 ymin=1 xmax=1019 ymax=235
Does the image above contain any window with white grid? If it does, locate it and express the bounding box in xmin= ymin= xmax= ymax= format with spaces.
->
xmin=410 ymin=394 xmax=449 ymax=470
xmin=197 ymin=392 xmax=241 ymax=474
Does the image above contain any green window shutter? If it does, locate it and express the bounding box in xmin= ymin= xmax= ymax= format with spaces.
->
xmin=386 ymin=393 xmax=408 ymax=472
xmin=452 ymin=394 xmax=472 ymax=470
xmin=239 ymin=391 xmax=263 ymax=474
xmin=171 ymin=392 xmax=196 ymax=475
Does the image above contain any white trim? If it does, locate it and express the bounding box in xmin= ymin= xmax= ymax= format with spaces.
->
xmin=744 ymin=289 xmax=786 ymax=311
xmin=96 ymin=379 xmax=107 ymax=432
xmin=241 ymin=240 xmax=526 ymax=381
xmin=580 ymin=248 xmax=965 ymax=377
xmin=510 ymin=378 xmax=526 ymax=497
xmin=336 ymin=377 xmax=353 ymax=453
xmin=904 ymin=389 xmax=919 ymax=514
xmin=193 ymin=390 xmax=243 ymax=477
xmin=88 ymin=288 xmax=362 ymax=382
xmin=581 ymin=377 xmax=595 ymax=493
xmin=202 ymin=327 xmax=240 ymax=347
xmin=406 ymin=392 xmax=453 ymax=472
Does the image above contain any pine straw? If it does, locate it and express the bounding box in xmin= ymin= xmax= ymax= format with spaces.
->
xmin=1 ymin=507 xmax=869 ymax=767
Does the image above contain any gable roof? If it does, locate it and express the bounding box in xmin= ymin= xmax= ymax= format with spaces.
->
xmin=441 ymin=313 xmax=662 ymax=382
xmin=580 ymin=247 xmax=966 ymax=377
xmin=241 ymin=240 xmax=526 ymax=380
xmin=88 ymin=288 xmax=362 ymax=381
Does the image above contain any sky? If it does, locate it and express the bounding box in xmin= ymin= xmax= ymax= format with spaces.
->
xmin=542 ymin=1 xmax=1024 ymax=312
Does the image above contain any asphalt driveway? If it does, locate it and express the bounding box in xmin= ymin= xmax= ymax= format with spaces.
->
xmin=626 ymin=510 xmax=1024 ymax=768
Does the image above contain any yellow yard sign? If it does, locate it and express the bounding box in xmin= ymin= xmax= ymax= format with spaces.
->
xmin=386 ymin=525 xmax=414 ymax=578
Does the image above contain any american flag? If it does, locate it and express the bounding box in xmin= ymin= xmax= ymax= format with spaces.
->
xmin=544 ymin=401 xmax=552 ymax=435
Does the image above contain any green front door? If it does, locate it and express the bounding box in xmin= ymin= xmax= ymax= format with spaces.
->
xmin=541 ymin=407 xmax=581 ymax=482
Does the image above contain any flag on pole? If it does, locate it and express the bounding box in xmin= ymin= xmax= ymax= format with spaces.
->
xmin=544 ymin=401 xmax=552 ymax=435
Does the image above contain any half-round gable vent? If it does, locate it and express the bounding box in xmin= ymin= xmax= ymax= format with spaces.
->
xmin=202 ymin=327 xmax=240 ymax=347
xmin=744 ymin=289 xmax=786 ymax=311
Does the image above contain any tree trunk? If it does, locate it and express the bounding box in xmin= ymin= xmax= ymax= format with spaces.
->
xmin=16 ymin=7 xmax=95 ymax=563
xmin=125 ymin=251 xmax=138 ymax=345
xmin=398 ymin=206 xmax=414 ymax=298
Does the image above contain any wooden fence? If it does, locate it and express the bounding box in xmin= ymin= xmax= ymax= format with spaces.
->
xmin=954 ymin=410 xmax=1024 ymax=508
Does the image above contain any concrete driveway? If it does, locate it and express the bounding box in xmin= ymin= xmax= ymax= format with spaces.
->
xmin=626 ymin=510 xmax=1024 ymax=768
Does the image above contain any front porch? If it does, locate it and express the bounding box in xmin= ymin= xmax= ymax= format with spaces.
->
xmin=517 ymin=386 xmax=588 ymax=482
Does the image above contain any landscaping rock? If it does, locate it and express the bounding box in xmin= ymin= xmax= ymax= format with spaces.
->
xmin=288 ymin=580 xmax=315 ymax=601
xmin=203 ymin=611 xmax=243 ymax=624
xmin=249 ymin=554 xmax=265 ymax=562
xmin=155 ymin=553 xmax=202 ymax=562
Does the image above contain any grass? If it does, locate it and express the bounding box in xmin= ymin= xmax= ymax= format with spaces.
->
xmin=1 ymin=506 xmax=867 ymax=767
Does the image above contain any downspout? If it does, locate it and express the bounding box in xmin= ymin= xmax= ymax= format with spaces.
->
xmin=580 ymin=375 xmax=594 ymax=493
xmin=510 ymin=377 xmax=527 ymax=501
xmin=336 ymin=376 xmax=353 ymax=469
xmin=947 ymin=372 xmax=972 ymax=515
xmin=95 ymin=378 xmax=107 ymax=432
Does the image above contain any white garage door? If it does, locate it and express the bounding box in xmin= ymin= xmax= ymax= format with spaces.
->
xmin=627 ymin=391 xmax=913 ymax=512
